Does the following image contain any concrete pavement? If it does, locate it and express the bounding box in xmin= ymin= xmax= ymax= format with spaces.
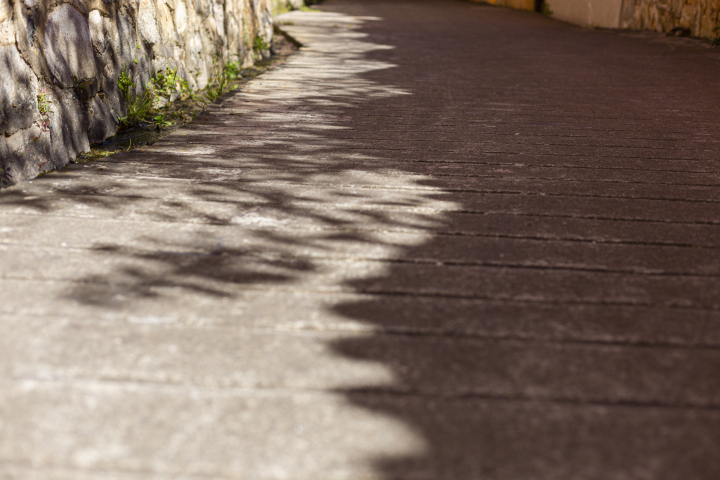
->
xmin=1 ymin=0 xmax=720 ymax=478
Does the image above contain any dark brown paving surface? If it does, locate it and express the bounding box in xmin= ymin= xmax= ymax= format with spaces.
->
xmin=305 ymin=0 xmax=720 ymax=477
xmin=1 ymin=0 xmax=720 ymax=478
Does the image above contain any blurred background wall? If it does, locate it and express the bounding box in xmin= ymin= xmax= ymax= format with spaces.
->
xmin=477 ymin=0 xmax=720 ymax=37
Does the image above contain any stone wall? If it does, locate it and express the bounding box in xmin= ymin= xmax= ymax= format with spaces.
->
xmin=620 ymin=0 xmax=720 ymax=38
xmin=479 ymin=0 xmax=535 ymax=11
xmin=548 ymin=0 xmax=624 ymax=28
xmin=0 ymin=0 xmax=297 ymax=186
xmin=479 ymin=0 xmax=720 ymax=37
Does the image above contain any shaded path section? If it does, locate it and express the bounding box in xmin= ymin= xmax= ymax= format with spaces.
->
xmin=322 ymin=1 xmax=720 ymax=478
xmin=1 ymin=0 xmax=720 ymax=479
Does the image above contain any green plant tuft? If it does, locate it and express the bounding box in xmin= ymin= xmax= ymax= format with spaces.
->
xmin=253 ymin=35 xmax=270 ymax=58
xmin=152 ymin=113 xmax=173 ymax=128
xmin=117 ymin=61 xmax=236 ymax=129
xmin=72 ymin=75 xmax=93 ymax=91
xmin=118 ymin=68 xmax=155 ymax=127
xmin=37 ymin=89 xmax=52 ymax=116
xmin=224 ymin=60 xmax=242 ymax=80
xmin=80 ymin=148 xmax=121 ymax=161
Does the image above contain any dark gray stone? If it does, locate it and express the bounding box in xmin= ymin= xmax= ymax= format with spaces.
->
xmin=47 ymin=87 xmax=89 ymax=168
xmin=2 ymin=123 xmax=49 ymax=184
xmin=0 ymin=44 xmax=38 ymax=134
xmin=86 ymin=93 xmax=117 ymax=144
xmin=43 ymin=4 xmax=97 ymax=88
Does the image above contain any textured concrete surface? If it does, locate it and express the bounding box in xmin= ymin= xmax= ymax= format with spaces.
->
xmin=2 ymin=0 xmax=720 ymax=478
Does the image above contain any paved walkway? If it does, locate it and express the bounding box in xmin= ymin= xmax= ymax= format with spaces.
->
xmin=2 ymin=0 xmax=720 ymax=478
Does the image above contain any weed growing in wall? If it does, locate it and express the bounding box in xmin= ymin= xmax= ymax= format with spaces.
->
xmin=118 ymin=61 xmax=243 ymax=129
xmin=37 ymin=89 xmax=52 ymax=116
xmin=118 ymin=68 xmax=156 ymax=127
xmin=224 ymin=60 xmax=242 ymax=80
xmin=204 ymin=59 xmax=229 ymax=102
xmin=31 ymin=88 xmax=53 ymax=144
xmin=253 ymin=35 xmax=270 ymax=60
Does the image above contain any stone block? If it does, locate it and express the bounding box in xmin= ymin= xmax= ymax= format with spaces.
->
xmin=43 ymin=4 xmax=97 ymax=88
xmin=0 ymin=0 xmax=10 ymax=24
xmin=621 ymin=0 xmax=720 ymax=38
xmin=47 ymin=88 xmax=89 ymax=168
xmin=175 ymin=0 xmax=189 ymax=34
xmin=2 ymin=123 xmax=48 ymax=185
xmin=88 ymin=9 xmax=109 ymax=56
xmin=0 ymin=44 xmax=39 ymax=135
xmin=0 ymin=19 xmax=13 ymax=44
xmin=137 ymin=0 xmax=161 ymax=45
xmin=112 ymin=10 xmax=137 ymax=70
xmin=0 ymin=137 xmax=7 ymax=170
xmin=86 ymin=94 xmax=117 ymax=144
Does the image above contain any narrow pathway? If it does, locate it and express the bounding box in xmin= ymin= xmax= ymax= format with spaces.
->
xmin=2 ymin=0 xmax=720 ymax=478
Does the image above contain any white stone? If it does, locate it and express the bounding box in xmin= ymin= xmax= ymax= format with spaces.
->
xmin=137 ymin=0 xmax=161 ymax=45
xmin=0 ymin=19 xmax=13 ymax=45
xmin=175 ymin=0 xmax=188 ymax=33
xmin=0 ymin=0 xmax=11 ymax=24
xmin=88 ymin=10 xmax=105 ymax=52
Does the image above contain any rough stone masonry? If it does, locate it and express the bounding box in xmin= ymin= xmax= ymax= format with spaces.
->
xmin=0 ymin=0 xmax=298 ymax=186
xmin=621 ymin=0 xmax=720 ymax=37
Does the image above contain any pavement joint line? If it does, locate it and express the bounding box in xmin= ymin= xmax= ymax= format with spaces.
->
xmin=169 ymin=132 xmax=714 ymax=150
xmin=4 ymin=242 xmax=720 ymax=278
xmin=449 ymin=211 xmax=720 ymax=226
xmin=125 ymin=179 xmax=720 ymax=200
xmin=91 ymin=158 xmax=720 ymax=181
xmin=76 ymin=170 xmax=720 ymax=194
xmin=2 ymin=216 xmax=720 ymax=249
xmin=188 ymin=142 xmax=720 ymax=163
xmin=0 ymin=464 xmax=236 ymax=480
xmin=4 ymin=224 xmax=720 ymax=248
xmin=102 ymin=172 xmax=720 ymax=188
xmin=178 ymin=128 xmax=720 ymax=142
xmin=351 ymin=289 xmax=720 ymax=312
xmin=129 ymin=156 xmax=720 ymax=175
xmin=5 ymin=375 xmax=720 ymax=411
xmin=24 ymin=174 xmax=720 ymax=204
xmin=7 ymin=199 xmax=720 ymax=227
xmin=182 ymin=135 xmax=714 ymax=152
xmin=2 ymin=274 xmax=720 ymax=313
xmin=2 ymin=313 xmax=719 ymax=350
